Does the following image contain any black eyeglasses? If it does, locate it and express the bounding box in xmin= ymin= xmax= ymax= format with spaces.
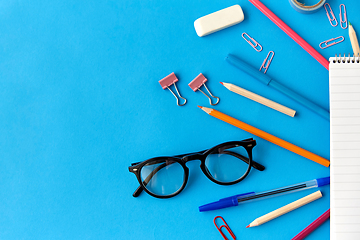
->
xmin=128 ymin=138 xmax=265 ymax=198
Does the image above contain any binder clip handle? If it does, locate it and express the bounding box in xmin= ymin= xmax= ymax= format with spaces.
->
xmin=189 ymin=73 xmax=220 ymax=106
xmin=169 ymin=84 xmax=187 ymax=106
xmin=159 ymin=73 xmax=187 ymax=106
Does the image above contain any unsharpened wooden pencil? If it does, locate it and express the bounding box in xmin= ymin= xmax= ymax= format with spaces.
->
xmin=220 ymin=82 xmax=296 ymax=117
xmin=246 ymin=191 xmax=323 ymax=228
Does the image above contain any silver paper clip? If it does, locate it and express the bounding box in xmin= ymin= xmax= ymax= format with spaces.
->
xmin=214 ymin=216 xmax=236 ymax=240
xmin=319 ymin=36 xmax=344 ymax=49
xmin=339 ymin=4 xmax=347 ymax=29
xmin=189 ymin=73 xmax=219 ymax=105
xmin=159 ymin=72 xmax=187 ymax=106
xmin=259 ymin=51 xmax=275 ymax=74
xmin=324 ymin=3 xmax=338 ymax=27
xmin=242 ymin=32 xmax=263 ymax=52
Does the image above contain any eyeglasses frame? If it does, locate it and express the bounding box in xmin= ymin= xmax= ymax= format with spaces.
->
xmin=128 ymin=138 xmax=265 ymax=199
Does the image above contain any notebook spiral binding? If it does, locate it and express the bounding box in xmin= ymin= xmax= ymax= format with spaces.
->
xmin=333 ymin=53 xmax=360 ymax=63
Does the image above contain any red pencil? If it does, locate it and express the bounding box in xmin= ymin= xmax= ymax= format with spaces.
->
xmin=292 ymin=209 xmax=330 ymax=240
xmin=248 ymin=0 xmax=329 ymax=70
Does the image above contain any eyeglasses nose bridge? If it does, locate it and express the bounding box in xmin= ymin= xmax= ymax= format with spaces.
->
xmin=183 ymin=154 xmax=202 ymax=163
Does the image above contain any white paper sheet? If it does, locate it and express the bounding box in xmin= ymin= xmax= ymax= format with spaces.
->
xmin=330 ymin=56 xmax=360 ymax=240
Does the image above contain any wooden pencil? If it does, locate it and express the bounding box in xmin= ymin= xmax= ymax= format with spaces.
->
xmin=349 ymin=22 xmax=360 ymax=56
xmin=198 ymin=106 xmax=330 ymax=167
xmin=247 ymin=191 xmax=323 ymax=228
xmin=220 ymin=82 xmax=296 ymax=117
xmin=291 ymin=209 xmax=330 ymax=240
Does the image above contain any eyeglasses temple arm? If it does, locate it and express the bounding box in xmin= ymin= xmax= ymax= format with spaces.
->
xmin=223 ymin=150 xmax=265 ymax=171
xmin=132 ymin=185 xmax=143 ymax=197
xmin=251 ymin=160 xmax=265 ymax=171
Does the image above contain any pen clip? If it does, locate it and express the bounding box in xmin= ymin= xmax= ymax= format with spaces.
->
xmin=219 ymin=192 xmax=255 ymax=201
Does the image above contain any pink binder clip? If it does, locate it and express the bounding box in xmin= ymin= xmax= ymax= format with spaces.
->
xmin=319 ymin=36 xmax=344 ymax=49
xmin=214 ymin=216 xmax=236 ymax=240
xmin=324 ymin=3 xmax=338 ymax=27
xmin=189 ymin=73 xmax=219 ymax=105
xmin=242 ymin=32 xmax=263 ymax=52
xmin=159 ymin=72 xmax=187 ymax=106
xmin=259 ymin=51 xmax=275 ymax=74
xmin=339 ymin=4 xmax=347 ymax=29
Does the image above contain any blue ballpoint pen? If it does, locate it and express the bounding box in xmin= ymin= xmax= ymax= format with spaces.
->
xmin=225 ymin=54 xmax=330 ymax=120
xmin=199 ymin=176 xmax=330 ymax=212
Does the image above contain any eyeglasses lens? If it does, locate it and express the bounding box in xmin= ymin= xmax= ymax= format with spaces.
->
xmin=140 ymin=159 xmax=185 ymax=196
xmin=205 ymin=145 xmax=250 ymax=183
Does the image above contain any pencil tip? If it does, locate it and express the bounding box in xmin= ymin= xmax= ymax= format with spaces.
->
xmin=220 ymin=82 xmax=223 ymax=85
xmin=246 ymin=225 xmax=250 ymax=228
xmin=349 ymin=21 xmax=352 ymax=26
xmin=197 ymin=105 xmax=203 ymax=109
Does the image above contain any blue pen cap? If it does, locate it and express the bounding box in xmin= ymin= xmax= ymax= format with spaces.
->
xmin=316 ymin=176 xmax=330 ymax=187
xmin=199 ymin=198 xmax=238 ymax=212
xmin=199 ymin=192 xmax=254 ymax=212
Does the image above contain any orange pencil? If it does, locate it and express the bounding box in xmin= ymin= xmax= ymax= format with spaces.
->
xmin=198 ymin=106 xmax=330 ymax=167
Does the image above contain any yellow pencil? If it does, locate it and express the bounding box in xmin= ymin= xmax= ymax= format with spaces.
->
xmin=349 ymin=22 xmax=360 ymax=56
xmin=198 ymin=106 xmax=330 ymax=167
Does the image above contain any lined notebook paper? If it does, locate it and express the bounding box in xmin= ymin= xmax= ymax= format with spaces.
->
xmin=330 ymin=56 xmax=360 ymax=240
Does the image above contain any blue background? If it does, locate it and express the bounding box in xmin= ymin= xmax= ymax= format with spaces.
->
xmin=0 ymin=0 xmax=358 ymax=239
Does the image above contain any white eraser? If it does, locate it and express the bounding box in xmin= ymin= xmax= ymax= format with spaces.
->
xmin=194 ymin=5 xmax=244 ymax=37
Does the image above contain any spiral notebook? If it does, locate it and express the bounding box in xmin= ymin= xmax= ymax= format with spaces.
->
xmin=330 ymin=55 xmax=360 ymax=239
